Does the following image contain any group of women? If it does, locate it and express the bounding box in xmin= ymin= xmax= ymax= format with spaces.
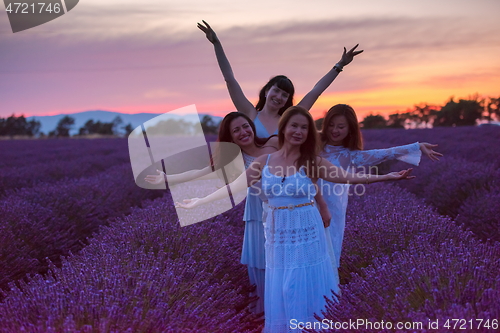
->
xmin=145 ymin=21 xmax=442 ymax=333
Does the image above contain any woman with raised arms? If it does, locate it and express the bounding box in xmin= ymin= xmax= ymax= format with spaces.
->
xmin=197 ymin=20 xmax=362 ymax=138
xmin=318 ymin=104 xmax=442 ymax=268
xmin=195 ymin=20 xmax=361 ymax=314
xmin=176 ymin=106 xmax=413 ymax=332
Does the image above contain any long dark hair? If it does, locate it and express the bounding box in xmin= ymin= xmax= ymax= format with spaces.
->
xmin=320 ymin=104 xmax=363 ymax=150
xmin=255 ymin=75 xmax=295 ymax=116
xmin=217 ymin=112 xmax=270 ymax=147
xmin=278 ymin=106 xmax=319 ymax=178
xmin=212 ymin=112 xmax=274 ymax=176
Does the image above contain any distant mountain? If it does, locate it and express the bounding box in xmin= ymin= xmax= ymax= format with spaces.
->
xmin=27 ymin=110 xmax=222 ymax=136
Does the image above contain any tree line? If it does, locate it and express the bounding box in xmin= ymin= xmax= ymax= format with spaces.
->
xmin=0 ymin=114 xmax=219 ymax=138
xmin=3 ymin=95 xmax=498 ymax=138
xmin=359 ymin=95 xmax=500 ymax=129
xmin=0 ymin=115 xmax=134 ymax=138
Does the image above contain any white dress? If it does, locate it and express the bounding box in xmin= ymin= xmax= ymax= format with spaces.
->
xmin=241 ymin=152 xmax=267 ymax=314
xmin=318 ymin=143 xmax=422 ymax=267
xmin=262 ymin=155 xmax=338 ymax=332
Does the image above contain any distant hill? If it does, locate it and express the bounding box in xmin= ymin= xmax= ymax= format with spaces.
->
xmin=26 ymin=110 xmax=222 ymax=136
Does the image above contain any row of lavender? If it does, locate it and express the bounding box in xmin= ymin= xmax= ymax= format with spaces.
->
xmin=361 ymin=126 xmax=500 ymax=168
xmin=315 ymin=184 xmax=500 ymax=333
xmin=0 ymin=139 xmax=130 ymax=197
xmin=0 ymin=138 xmax=131 ymax=168
xmin=0 ymin=161 xmax=163 ymax=297
xmin=1 ymin=184 xmax=498 ymax=332
xmin=0 ymin=195 xmax=262 ymax=332
xmin=362 ymin=126 xmax=500 ymax=242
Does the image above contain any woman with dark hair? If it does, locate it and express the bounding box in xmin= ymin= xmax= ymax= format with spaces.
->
xmin=318 ymin=104 xmax=442 ymax=268
xmin=145 ymin=112 xmax=277 ymax=185
xmin=197 ymin=20 xmax=362 ymax=138
xmin=146 ymin=112 xmax=277 ymax=313
xmin=177 ymin=106 xmax=413 ymax=332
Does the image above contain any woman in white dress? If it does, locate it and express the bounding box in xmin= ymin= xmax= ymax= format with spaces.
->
xmin=318 ymin=104 xmax=442 ymax=268
xmin=177 ymin=106 xmax=413 ymax=332
xmin=146 ymin=111 xmax=336 ymax=315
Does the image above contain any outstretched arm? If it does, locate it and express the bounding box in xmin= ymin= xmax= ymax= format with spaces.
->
xmin=175 ymin=155 xmax=265 ymax=209
xmin=350 ymin=142 xmax=442 ymax=168
xmin=145 ymin=166 xmax=216 ymax=186
xmin=297 ymin=44 xmax=363 ymax=110
xmin=419 ymin=143 xmax=443 ymax=161
xmin=198 ymin=20 xmax=257 ymax=119
xmin=317 ymin=157 xmax=413 ymax=184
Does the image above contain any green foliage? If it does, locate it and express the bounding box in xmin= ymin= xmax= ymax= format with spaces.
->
xmin=485 ymin=97 xmax=500 ymax=122
xmin=0 ymin=115 xmax=41 ymax=137
xmin=361 ymin=95 xmax=496 ymax=128
xmin=200 ymin=115 xmax=219 ymax=135
xmin=361 ymin=114 xmax=387 ymax=129
xmin=386 ymin=113 xmax=407 ymax=128
xmin=50 ymin=115 xmax=75 ymax=137
xmin=434 ymin=97 xmax=483 ymax=127
xmin=315 ymin=117 xmax=324 ymax=131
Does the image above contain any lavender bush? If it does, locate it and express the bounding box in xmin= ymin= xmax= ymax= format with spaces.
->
xmin=0 ymin=163 xmax=162 ymax=296
xmin=313 ymin=184 xmax=500 ymax=333
xmin=1 ymin=130 xmax=498 ymax=331
xmin=0 ymin=197 xmax=261 ymax=332
xmin=362 ymin=127 xmax=500 ymax=242
xmin=456 ymin=187 xmax=500 ymax=241
xmin=0 ymin=139 xmax=130 ymax=197
xmin=384 ymin=157 xmax=499 ymax=241
xmin=338 ymin=184 xmax=476 ymax=283
xmin=0 ymin=138 xmax=129 ymax=169
xmin=362 ymin=126 xmax=500 ymax=168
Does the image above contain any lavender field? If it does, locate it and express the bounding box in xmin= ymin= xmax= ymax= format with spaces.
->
xmin=0 ymin=128 xmax=499 ymax=332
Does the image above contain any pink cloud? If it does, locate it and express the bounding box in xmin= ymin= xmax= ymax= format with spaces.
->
xmin=1 ymin=16 xmax=499 ymax=118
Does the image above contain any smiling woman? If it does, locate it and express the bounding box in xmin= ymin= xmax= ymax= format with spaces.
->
xmin=197 ymin=20 xmax=362 ymax=138
xmin=318 ymin=103 xmax=442 ymax=270
xmin=176 ymin=105 xmax=414 ymax=332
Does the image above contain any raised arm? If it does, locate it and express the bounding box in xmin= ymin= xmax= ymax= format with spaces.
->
xmin=317 ymin=157 xmax=413 ymax=184
xmin=297 ymin=44 xmax=363 ymax=110
xmin=198 ymin=21 xmax=257 ymax=119
xmin=175 ymin=155 xmax=265 ymax=209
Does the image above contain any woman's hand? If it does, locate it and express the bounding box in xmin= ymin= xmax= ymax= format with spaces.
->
xmin=419 ymin=143 xmax=443 ymax=161
xmin=319 ymin=205 xmax=332 ymax=228
xmin=338 ymin=44 xmax=363 ymax=67
xmin=144 ymin=169 xmax=166 ymax=185
xmin=197 ymin=20 xmax=219 ymax=44
xmin=386 ymin=168 xmax=415 ymax=181
xmin=175 ymin=198 xmax=202 ymax=209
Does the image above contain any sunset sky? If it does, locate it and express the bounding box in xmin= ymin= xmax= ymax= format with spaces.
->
xmin=1 ymin=0 xmax=499 ymax=121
